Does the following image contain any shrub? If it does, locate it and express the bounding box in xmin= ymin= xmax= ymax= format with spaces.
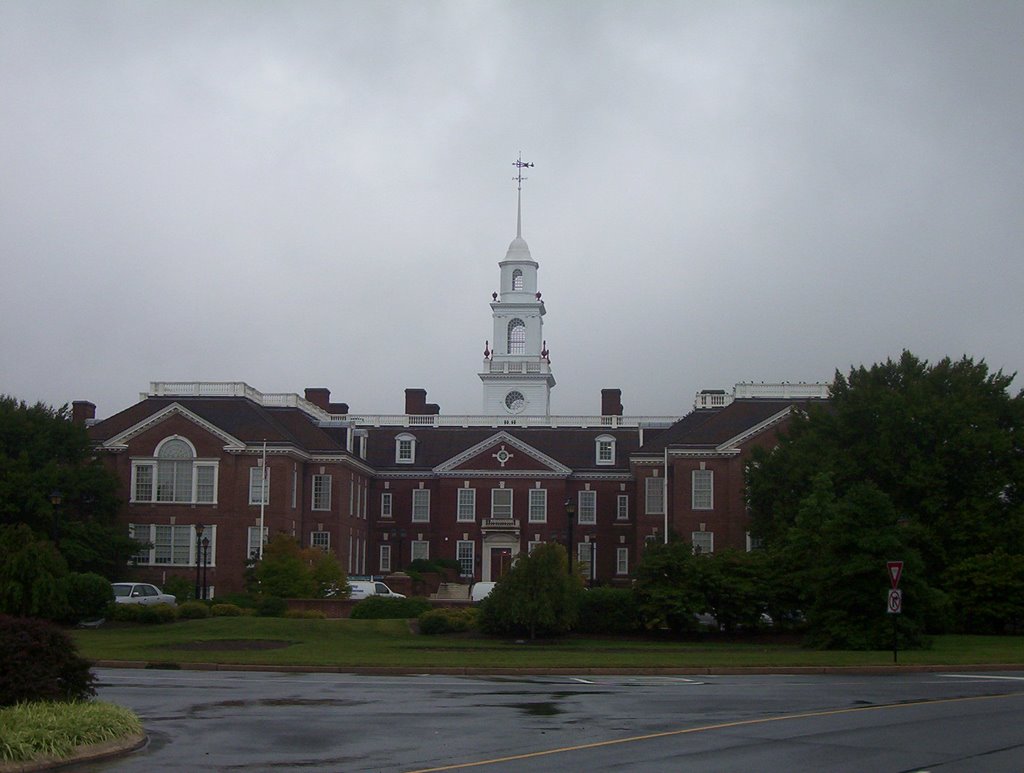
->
xmin=106 ymin=602 xmax=142 ymax=623
xmin=135 ymin=604 xmax=177 ymax=625
xmin=419 ymin=607 xmax=478 ymax=635
xmin=0 ymin=615 xmax=95 ymax=706
xmin=212 ymin=593 xmax=258 ymax=609
xmin=0 ymin=524 xmax=69 ymax=620
xmin=176 ymin=601 xmax=211 ymax=620
xmin=350 ymin=596 xmax=432 ymax=620
xmin=161 ymin=575 xmax=194 ymax=603
xmin=575 ymin=587 xmax=643 ymax=635
xmin=210 ymin=603 xmax=243 ymax=617
xmin=257 ymin=596 xmax=288 ymax=617
xmin=285 ymin=609 xmax=327 ymax=619
xmin=59 ymin=572 xmax=113 ymax=623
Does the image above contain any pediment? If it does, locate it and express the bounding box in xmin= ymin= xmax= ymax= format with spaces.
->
xmin=434 ymin=432 xmax=570 ymax=475
xmin=101 ymin=403 xmax=245 ymax=452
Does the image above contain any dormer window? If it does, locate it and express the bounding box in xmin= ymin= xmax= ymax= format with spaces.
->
xmin=512 ymin=269 xmax=524 ymax=290
xmin=396 ymin=433 xmax=416 ymax=464
xmin=595 ymin=434 xmax=615 ymax=465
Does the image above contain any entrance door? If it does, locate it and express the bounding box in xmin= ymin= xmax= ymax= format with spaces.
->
xmin=491 ymin=548 xmax=513 ymax=579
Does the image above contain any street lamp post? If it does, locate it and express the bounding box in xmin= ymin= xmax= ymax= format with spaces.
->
xmin=564 ymin=498 xmax=576 ymax=576
xmin=590 ymin=540 xmax=597 ymax=587
xmin=200 ymin=536 xmax=210 ymax=601
xmin=389 ymin=528 xmax=407 ymax=572
xmin=194 ymin=523 xmax=205 ymax=600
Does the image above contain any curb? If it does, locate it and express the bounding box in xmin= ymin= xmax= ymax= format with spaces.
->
xmin=91 ymin=660 xmax=1024 ymax=676
xmin=0 ymin=732 xmax=146 ymax=773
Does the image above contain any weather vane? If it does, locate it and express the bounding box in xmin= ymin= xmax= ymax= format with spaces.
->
xmin=513 ymin=152 xmax=534 ymax=192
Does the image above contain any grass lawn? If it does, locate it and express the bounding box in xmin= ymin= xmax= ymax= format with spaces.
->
xmin=72 ymin=618 xmax=1024 ymax=670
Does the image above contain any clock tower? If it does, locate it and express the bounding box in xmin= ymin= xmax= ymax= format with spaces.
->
xmin=479 ymin=156 xmax=555 ymax=416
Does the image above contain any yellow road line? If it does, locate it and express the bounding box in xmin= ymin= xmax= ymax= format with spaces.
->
xmin=407 ymin=691 xmax=1024 ymax=772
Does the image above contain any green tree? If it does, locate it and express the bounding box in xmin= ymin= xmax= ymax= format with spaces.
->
xmin=697 ymin=549 xmax=768 ymax=633
xmin=252 ymin=534 xmax=346 ymax=599
xmin=748 ymin=352 xmax=1024 ymax=588
xmin=254 ymin=535 xmax=317 ymax=599
xmin=478 ymin=542 xmax=583 ymax=639
xmin=0 ymin=396 xmax=140 ymax=577
xmin=633 ymin=539 xmax=705 ymax=634
xmin=945 ymin=550 xmax=1024 ymax=634
xmin=0 ymin=523 xmax=69 ymax=619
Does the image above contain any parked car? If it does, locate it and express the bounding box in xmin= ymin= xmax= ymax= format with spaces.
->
xmin=470 ymin=581 xmax=496 ymax=603
xmin=112 ymin=582 xmax=177 ymax=606
xmin=347 ymin=580 xmax=405 ymax=600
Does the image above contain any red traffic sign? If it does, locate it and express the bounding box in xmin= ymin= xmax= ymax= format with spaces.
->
xmin=887 ymin=561 xmax=904 ymax=589
xmin=887 ymin=589 xmax=903 ymax=614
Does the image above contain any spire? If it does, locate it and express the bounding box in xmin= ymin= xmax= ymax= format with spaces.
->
xmin=513 ymin=153 xmax=533 ymax=239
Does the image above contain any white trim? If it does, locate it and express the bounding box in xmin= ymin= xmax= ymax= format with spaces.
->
xmin=433 ymin=431 xmax=572 ymax=475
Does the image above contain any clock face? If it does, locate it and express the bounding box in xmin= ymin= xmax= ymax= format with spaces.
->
xmin=504 ymin=390 xmax=526 ymax=414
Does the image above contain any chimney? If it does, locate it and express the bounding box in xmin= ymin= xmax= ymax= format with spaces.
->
xmin=304 ymin=388 xmax=330 ymax=410
xmin=304 ymin=388 xmax=348 ymax=414
xmin=405 ymin=388 xmax=440 ymax=416
xmin=601 ymin=389 xmax=623 ymax=416
xmin=72 ymin=401 xmax=96 ymax=425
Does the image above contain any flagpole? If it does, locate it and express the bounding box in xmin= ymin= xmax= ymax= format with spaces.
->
xmin=258 ymin=440 xmax=267 ymax=560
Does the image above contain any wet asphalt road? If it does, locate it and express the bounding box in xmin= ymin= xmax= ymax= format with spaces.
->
xmin=85 ymin=668 xmax=1024 ymax=772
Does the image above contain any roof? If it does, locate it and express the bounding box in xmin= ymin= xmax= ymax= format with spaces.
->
xmin=637 ymin=398 xmax=828 ymax=453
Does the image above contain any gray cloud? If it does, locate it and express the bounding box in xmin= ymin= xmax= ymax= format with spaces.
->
xmin=2 ymin=1 xmax=1021 ymax=418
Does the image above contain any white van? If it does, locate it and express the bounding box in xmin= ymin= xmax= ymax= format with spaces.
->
xmin=470 ymin=581 xmax=496 ymax=603
xmin=347 ymin=580 xmax=406 ymax=600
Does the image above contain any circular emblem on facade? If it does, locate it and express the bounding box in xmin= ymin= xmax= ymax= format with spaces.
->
xmin=504 ymin=390 xmax=526 ymax=414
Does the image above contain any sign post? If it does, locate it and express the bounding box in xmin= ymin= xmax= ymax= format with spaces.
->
xmin=887 ymin=560 xmax=903 ymax=663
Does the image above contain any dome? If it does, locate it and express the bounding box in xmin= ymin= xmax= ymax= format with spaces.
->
xmin=504 ymin=236 xmax=532 ymax=260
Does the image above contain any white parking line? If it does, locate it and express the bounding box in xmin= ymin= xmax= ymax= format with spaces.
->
xmin=941 ymin=674 xmax=1024 ymax=681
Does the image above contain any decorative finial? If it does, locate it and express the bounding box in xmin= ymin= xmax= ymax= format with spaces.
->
xmin=513 ymin=152 xmax=534 ymax=239
xmin=484 ymin=341 xmax=491 ymax=358
xmin=492 ymin=291 xmax=498 ymax=301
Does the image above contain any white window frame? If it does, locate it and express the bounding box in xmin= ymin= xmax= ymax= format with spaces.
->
xmin=578 ymin=490 xmax=597 ymax=524
xmin=312 ymin=474 xmax=332 ymax=511
xmin=528 ymin=489 xmax=547 ymax=523
xmin=311 ymin=531 xmax=330 ymax=551
xmin=457 ymin=488 xmax=476 ymax=522
xmin=247 ymin=526 xmax=268 ymax=560
xmin=577 ymin=542 xmax=594 ymax=579
xmin=412 ymin=489 xmax=430 ymax=522
xmin=527 ymin=540 xmax=544 ymax=554
xmin=616 ymin=494 xmax=629 ymax=520
xmin=691 ymin=530 xmax=714 ymax=554
xmin=595 ymin=434 xmax=615 ymax=465
xmin=456 ymin=540 xmax=474 ymax=577
xmin=411 ymin=540 xmax=429 ymax=561
xmin=379 ymin=544 xmax=392 ymax=572
xmin=616 ymin=546 xmax=629 ymax=575
xmin=491 ymin=488 xmax=513 ymax=519
xmin=645 ymin=476 xmax=664 ymax=515
xmin=396 ymin=433 xmax=416 ymax=464
xmin=130 ymin=440 xmax=218 ymax=505
xmin=130 ymin=523 xmax=217 ymax=567
xmin=692 ymin=469 xmax=714 ymax=510
xmin=380 ymin=491 xmax=393 ymax=518
xmin=248 ymin=466 xmax=270 ymax=506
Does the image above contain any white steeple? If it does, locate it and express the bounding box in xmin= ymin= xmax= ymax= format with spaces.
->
xmin=479 ymin=155 xmax=555 ymax=417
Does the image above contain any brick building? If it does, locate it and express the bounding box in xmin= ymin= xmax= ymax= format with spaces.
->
xmin=80 ymin=183 xmax=827 ymax=595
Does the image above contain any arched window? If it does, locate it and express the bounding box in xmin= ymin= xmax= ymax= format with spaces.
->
xmin=512 ymin=269 xmax=524 ymax=291
xmin=131 ymin=436 xmax=217 ymax=504
xmin=157 ymin=438 xmax=194 ymax=502
xmin=507 ymin=318 xmax=526 ymax=355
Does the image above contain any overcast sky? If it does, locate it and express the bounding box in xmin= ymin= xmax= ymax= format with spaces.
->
xmin=2 ymin=1 xmax=1021 ymax=419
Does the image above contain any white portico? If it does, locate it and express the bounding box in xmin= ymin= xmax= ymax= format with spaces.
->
xmin=479 ymin=156 xmax=556 ymax=416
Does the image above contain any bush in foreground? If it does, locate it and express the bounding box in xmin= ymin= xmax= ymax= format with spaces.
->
xmin=210 ymin=603 xmax=244 ymax=617
xmin=0 ymin=701 xmax=142 ymax=763
xmin=59 ymin=573 xmax=113 ymax=623
xmin=350 ymin=596 xmax=431 ymax=619
xmin=176 ymin=601 xmax=211 ymax=620
xmin=575 ymin=587 xmax=643 ymax=635
xmin=419 ymin=607 xmax=478 ymax=635
xmin=0 ymin=615 xmax=95 ymax=706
